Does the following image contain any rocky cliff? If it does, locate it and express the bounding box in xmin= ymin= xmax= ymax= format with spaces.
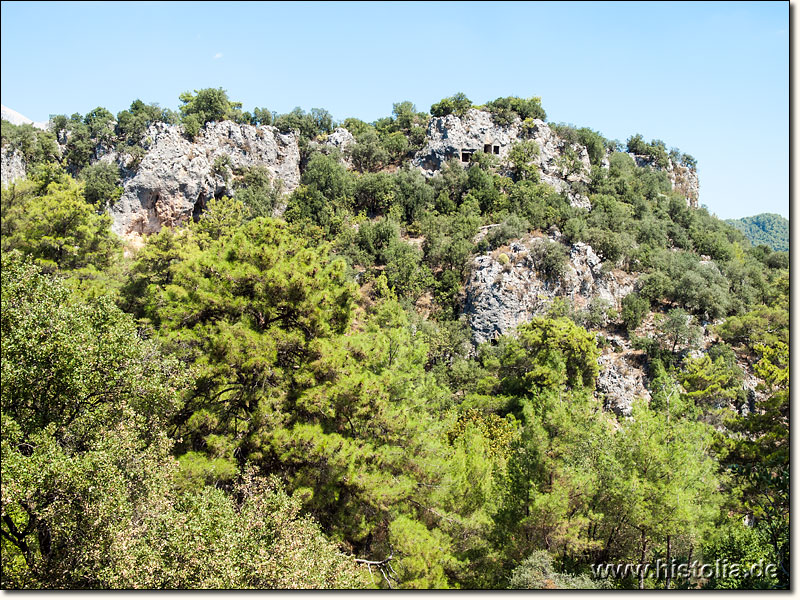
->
xmin=413 ymin=109 xmax=593 ymax=209
xmin=2 ymin=105 xmax=700 ymax=233
xmin=464 ymin=235 xmax=635 ymax=345
xmin=464 ymin=233 xmax=649 ymax=415
xmin=108 ymin=121 xmax=300 ymax=237
xmin=412 ymin=108 xmax=699 ymax=210
xmin=1 ymin=147 xmax=26 ymax=187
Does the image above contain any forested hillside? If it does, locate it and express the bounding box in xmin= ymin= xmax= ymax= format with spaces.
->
xmin=725 ymin=213 xmax=789 ymax=252
xmin=0 ymin=90 xmax=788 ymax=589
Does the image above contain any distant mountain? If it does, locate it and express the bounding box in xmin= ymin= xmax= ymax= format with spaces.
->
xmin=726 ymin=213 xmax=789 ymax=252
xmin=1 ymin=104 xmax=47 ymax=129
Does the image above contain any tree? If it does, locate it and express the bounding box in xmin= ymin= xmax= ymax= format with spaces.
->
xmin=606 ymin=402 xmax=721 ymax=589
xmin=0 ymin=121 xmax=60 ymax=168
xmin=621 ymin=293 xmax=649 ymax=332
xmin=657 ymin=308 xmax=702 ymax=355
xmin=353 ymin=171 xmax=398 ymax=216
xmin=723 ymin=341 xmax=789 ymax=587
xmin=508 ymin=140 xmax=540 ymax=182
xmin=509 ymin=551 xmax=603 ymax=589
xmin=484 ymin=96 xmax=546 ymax=125
xmin=494 ymin=317 xmax=600 ymax=396
xmin=79 ymin=161 xmax=122 ymax=209
xmin=430 ymin=93 xmax=472 ymax=118
xmin=179 ymin=88 xmax=244 ymax=137
xmin=1 ymin=256 xmax=369 ymax=588
xmin=1 ymin=175 xmax=121 ymax=272
xmin=1 ymin=253 xmax=180 ymax=587
xmin=83 ymin=106 xmax=115 ymax=145
xmin=351 ymin=129 xmax=389 ymax=172
xmin=144 ymin=218 xmax=356 ymax=463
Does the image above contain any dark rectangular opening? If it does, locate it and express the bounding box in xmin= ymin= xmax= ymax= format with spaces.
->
xmin=484 ymin=144 xmax=492 ymax=153
xmin=461 ymin=151 xmax=472 ymax=162
xmin=493 ymin=145 xmax=500 ymax=154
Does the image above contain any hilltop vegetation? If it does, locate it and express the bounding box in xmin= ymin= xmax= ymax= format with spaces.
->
xmin=725 ymin=213 xmax=788 ymax=252
xmin=0 ymin=89 xmax=789 ymax=589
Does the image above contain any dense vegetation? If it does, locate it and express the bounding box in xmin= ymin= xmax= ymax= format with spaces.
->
xmin=725 ymin=213 xmax=789 ymax=252
xmin=0 ymin=89 xmax=789 ymax=589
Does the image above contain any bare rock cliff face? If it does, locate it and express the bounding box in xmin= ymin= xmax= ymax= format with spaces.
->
xmin=464 ymin=236 xmax=635 ymax=345
xmin=1 ymin=147 xmax=26 ymax=187
xmin=110 ymin=121 xmax=300 ymax=237
xmin=413 ymin=109 xmax=592 ymax=209
xmin=596 ymin=347 xmax=651 ymax=417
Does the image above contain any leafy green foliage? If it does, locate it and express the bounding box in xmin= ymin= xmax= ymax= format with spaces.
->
xmin=1 ymin=120 xmax=60 ymax=168
xmin=430 ymin=92 xmax=473 ymax=118
xmin=178 ymin=87 xmax=245 ymax=135
xmin=484 ymin=96 xmax=546 ymax=125
xmin=273 ymin=107 xmax=335 ymax=140
xmin=492 ymin=317 xmax=600 ymax=396
xmin=233 ymin=165 xmax=284 ymax=219
xmin=621 ymin=292 xmax=649 ymax=332
xmin=509 ymin=551 xmax=604 ymax=589
xmin=725 ymin=213 xmax=788 ymax=252
xmin=1 ymin=174 xmax=120 ymax=272
xmin=79 ymin=161 xmax=122 ymax=209
xmin=0 ymin=89 xmax=789 ymax=590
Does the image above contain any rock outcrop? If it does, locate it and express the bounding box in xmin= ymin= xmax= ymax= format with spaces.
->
xmin=325 ymin=127 xmax=355 ymax=156
xmin=109 ymin=121 xmax=300 ymax=237
xmin=1 ymin=147 xmax=26 ymax=187
xmin=596 ymin=350 xmax=651 ymax=417
xmin=464 ymin=236 xmax=635 ymax=345
xmin=413 ymin=109 xmax=593 ymax=209
xmin=633 ymin=154 xmax=699 ymax=208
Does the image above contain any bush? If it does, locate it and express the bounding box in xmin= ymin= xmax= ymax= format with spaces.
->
xmin=508 ymin=140 xmax=540 ymax=181
xmin=621 ymin=292 xmax=650 ymax=332
xmin=350 ymin=129 xmax=389 ymax=172
xmin=233 ymin=166 xmax=284 ymax=219
xmin=355 ymin=218 xmax=400 ymax=265
xmin=509 ymin=551 xmax=603 ymax=589
xmin=484 ymin=96 xmax=546 ymax=126
xmin=1 ymin=121 xmax=60 ymax=168
xmin=485 ymin=214 xmax=530 ymax=250
xmin=530 ymin=240 xmax=568 ymax=280
xmin=430 ymin=93 xmax=472 ymax=118
xmin=179 ymin=87 xmax=244 ymax=128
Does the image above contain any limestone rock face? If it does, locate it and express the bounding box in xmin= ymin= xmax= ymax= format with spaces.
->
xmin=1 ymin=147 xmax=26 ymax=187
xmin=110 ymin=121 xmax=300 ymax=237
xmin=325 ymin=127 xmax=355 ymax=155
xmin=633 ymin=154 xmax=699 ymax=208
xmin=413 ymin=109 xmax=592 ymax=209
xmin=463 ymin=236 xmax=635 ymax=345
xmin=596 ymin=352 xmax=651 ymax=417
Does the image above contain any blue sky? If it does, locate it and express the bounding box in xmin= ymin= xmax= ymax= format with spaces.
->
xmin=0 ymin=1 xmax=788 ymax=218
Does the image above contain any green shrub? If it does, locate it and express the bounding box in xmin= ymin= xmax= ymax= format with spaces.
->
xmin=430 ymin=92 xmax=472 ymax=118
